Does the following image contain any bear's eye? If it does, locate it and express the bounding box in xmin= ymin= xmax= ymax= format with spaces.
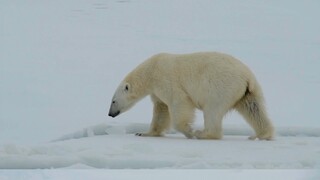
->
xmin=125 ymin=85 xmax=129 ymax=91
xmin=112 ymin=101 xmax=115 ymax=104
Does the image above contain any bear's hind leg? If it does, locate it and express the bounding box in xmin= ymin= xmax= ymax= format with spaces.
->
xmin=235 ymin=92 xmax=274 ymax=140
xmin=136 ymin=95 xmax=170 ymax=137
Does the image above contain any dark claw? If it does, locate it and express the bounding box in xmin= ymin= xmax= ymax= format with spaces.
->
xmin=135 ymin=133 xmax=142 ymax=136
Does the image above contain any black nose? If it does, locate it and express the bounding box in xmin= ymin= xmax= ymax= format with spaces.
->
xmin=108 ymin=111 xmax=120 ymax=118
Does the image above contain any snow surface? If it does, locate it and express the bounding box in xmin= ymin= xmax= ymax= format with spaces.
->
xmin=1 ymin=0 xmax=320 ymax=178
xmin=0 ymin=170 xmax=318 ymax=180
xmin=1 ymin=123 xmax=319 ymax=169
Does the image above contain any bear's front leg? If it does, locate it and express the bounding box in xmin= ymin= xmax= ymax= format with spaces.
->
xmin=194 ymin=130 xmax=222 ymax=139
xmin=169 ymin=100 xmax=195 ymax=139
xmin=194 ymin=108 xmax=223 ymax=139
xmin=136 ymin=95 xmax=170 ymax=137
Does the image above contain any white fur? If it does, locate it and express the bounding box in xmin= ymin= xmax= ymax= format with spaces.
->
xmin=108 ymin=52 xmax=274 ymax=140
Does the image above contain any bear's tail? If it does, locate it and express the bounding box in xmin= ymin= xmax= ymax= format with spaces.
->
xmin=235 ymin=85 xmax=274 ymax=140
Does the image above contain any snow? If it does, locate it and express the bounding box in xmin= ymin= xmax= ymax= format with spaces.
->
xmin=0 ymin=170 xmax=318 ymax=180
xmin=1 ymin=0 xmax=320 ymax=178
xmin=0 ymin=123 xmax=320 ymax=170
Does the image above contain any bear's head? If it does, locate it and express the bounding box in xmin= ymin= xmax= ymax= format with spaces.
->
xmin=108 ymin=81 xmax=137 ymax=118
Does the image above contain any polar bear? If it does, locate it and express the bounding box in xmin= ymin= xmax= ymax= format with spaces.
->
xmin=108 ymin=52 xmax=274 ymax=140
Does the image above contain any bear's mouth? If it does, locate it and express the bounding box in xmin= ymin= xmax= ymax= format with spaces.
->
xmin=108 ymin=110 xmax=120 ymax=118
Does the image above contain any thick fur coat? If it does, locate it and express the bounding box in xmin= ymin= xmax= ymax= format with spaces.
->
xmin=109 ymin=52 xmax=274 ymax=140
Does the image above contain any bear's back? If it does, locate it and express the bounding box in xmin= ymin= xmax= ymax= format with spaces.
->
xmin=150 ymin=52 xmax=251 ymax=77
xmin=148 ymin=52 xmax=257 ymax=109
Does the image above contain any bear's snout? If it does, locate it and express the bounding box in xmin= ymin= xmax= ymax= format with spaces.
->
xmin=108 ymin=110 xmax=120 ymax=118
xmin=108 ymin=100 xmax=120 ymax=118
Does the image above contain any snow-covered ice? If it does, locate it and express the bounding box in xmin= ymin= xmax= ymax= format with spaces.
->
xmin=0 ymin=170 xmax=318 ymax=180
xmin=1 ymin=0 xmax=320 ymax=179
xmin=0 ymin=123 xmax=320 ymax=169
